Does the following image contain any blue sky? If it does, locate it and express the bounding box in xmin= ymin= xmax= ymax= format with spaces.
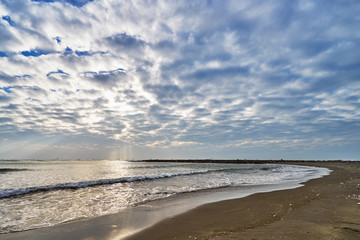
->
xmin=0 ymin=0 xmax=359 ymax=160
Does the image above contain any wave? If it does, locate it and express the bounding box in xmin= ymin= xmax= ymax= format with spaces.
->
xmin=0 ymin=169 xmax=212 ymax=199
xmin=0 ymin=168 xmax=28 ymax=173
xmin=129 ymin=163 xmax=198 ymax=169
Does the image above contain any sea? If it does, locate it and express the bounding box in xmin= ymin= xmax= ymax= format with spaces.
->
xmin=0 ymin=159 xmax=331 ymax=234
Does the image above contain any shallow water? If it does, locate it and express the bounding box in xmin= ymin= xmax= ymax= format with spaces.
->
xmin=0 ymin=160 xmax=330 ymax=233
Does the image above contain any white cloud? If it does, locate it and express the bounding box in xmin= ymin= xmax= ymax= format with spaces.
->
xmin=0 ymin=0 xmax=360 ymax=159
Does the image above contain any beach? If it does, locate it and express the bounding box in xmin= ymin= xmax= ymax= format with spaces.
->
xmin=126 ymin=161 xmax=360 ymax=240
xmin=1 ymin=161 xmax=359 ymax=240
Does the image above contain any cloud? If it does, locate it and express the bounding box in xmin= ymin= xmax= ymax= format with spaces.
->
xmin=105 ymin=33 xmax=147 ymax=49
xmin=182 ymin=66 xmax=250 ymax=83
xmin=0 ymin=72 xmax=18 ymax=83
xmin=0 ymin=0 xmax=359 ymax=159
xmin=81 ymin=68 xmax=127 ymax=88
xmin=144 ymin=84 xmax=184 ymax=104
xmin=0 ymin=94 xmax=11 ymax=103
xmin=0 ymin=117 xmax=12 ymax=123
xmin=103 ymin=33 xmax=148 ymax=59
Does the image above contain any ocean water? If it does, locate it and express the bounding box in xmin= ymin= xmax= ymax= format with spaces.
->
xmin=0 ymin=160 xmax=330 ymax=234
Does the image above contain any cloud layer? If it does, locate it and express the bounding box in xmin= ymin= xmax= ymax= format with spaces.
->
xmin=1 ymin=0 xmax=360 ymax=160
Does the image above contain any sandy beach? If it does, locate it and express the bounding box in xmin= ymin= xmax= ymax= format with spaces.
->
xmin=1 ymin=161 xmax=359 ymax=240
xmin=126 ymin=161 xmax=360 ymax=240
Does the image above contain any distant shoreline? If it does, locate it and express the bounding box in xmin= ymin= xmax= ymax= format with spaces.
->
xmin=140 ymin=159 xmax=353 ymax=164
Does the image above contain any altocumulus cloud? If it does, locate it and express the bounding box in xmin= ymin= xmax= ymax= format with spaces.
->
xmin=0 ymin=0 xmax=360 ymax=160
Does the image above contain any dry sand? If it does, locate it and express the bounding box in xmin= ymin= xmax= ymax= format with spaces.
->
xmin=126 ymin=161 xmax=360 ymax=240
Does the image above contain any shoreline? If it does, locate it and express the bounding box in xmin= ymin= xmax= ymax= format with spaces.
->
xmin=126 ymin=161 xmax=360 ymax=240
xmin=1 ymin=161 xmax=358 ymax=240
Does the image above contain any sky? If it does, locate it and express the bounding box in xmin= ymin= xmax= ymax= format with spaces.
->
xmin=0 ymin=0 xmax=359 ymax=160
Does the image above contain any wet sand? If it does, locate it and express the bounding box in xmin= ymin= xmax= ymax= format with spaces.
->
xmin=1 ymin=161 xmax=359 ymax=240
xmin=126 ymin=161 xmax=360 ymax=240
